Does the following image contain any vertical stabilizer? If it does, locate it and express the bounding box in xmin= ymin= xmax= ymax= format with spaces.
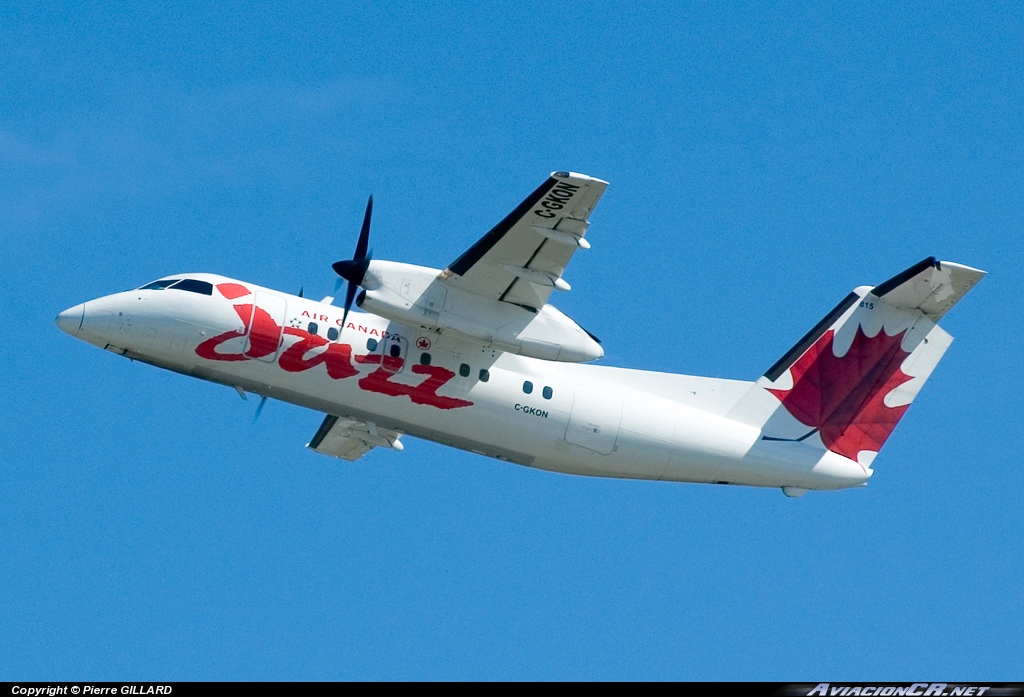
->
xmin=728 ymin=258 xmax=984 ymax=467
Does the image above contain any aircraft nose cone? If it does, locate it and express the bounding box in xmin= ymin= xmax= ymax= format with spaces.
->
xmin=56 ymin=304 xmax=85 ymax=336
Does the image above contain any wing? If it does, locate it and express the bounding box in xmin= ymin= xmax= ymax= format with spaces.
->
xmin=306 ymin=414 xmax=403 ymax=461
xmin=439 ymin=171 xmax=608 ymax=310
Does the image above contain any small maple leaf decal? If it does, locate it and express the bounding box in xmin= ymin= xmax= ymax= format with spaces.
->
xmin=767 ymin=326 xmax=914 ymax=461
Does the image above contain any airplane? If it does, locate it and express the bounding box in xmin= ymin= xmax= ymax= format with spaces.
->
xmin=55 ymin=171 xmax=985 ymax=497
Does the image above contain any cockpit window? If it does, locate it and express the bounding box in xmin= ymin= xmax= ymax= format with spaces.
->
xmin=171 ymin=279 xmax=213 ymax=295
xmin=139 ymin=279 xmax=181 ymax=290
xmin=137 ymin=278 xmax=213 ymax=295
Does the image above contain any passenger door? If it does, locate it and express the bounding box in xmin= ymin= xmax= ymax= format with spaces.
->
xmin=244 ymin=292 xmax=287 ymax=362
xmin=565 ymin=385 xmax=623 ymax=455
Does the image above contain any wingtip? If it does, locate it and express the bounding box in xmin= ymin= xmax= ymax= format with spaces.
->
xmin=938 ymin=260 xmax=988 ymax=277
xmin=551 ymin=171 xmax=610 ymax=186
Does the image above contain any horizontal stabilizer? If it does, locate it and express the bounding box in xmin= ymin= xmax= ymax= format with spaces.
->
xmin=871 ymin=257 xmax=986 ymax=320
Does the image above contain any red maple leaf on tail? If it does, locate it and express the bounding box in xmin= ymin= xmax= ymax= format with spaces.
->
xmin=767 ymin=326 xmax=914 ymax=461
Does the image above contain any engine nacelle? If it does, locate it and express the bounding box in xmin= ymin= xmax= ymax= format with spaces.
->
xmin=357 ymin=260 xmax=603 ymax=362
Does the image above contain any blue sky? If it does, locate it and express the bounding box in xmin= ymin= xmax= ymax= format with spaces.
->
xmin=2 ymin=1 xmax=1022 ymax=680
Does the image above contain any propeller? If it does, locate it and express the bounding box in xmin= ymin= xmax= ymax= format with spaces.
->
xmin=332 ymin=195 xmax=373 ymax=328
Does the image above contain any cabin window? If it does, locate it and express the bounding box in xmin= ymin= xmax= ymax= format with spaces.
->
xmin=389 ymin=343 xmax=402 ymax=358
xmin=420 ymin=353 xmax=431 ymax=365
xmin=479 ymin=369 xmax=490 ymax=382
xmin=459 ymin=363 xmax=470 ymax=378
xmin=171 ymin=279 xmax=214 ymax=295
xmin=308 ymin=322 xmax=318 ymax=335
xmin=366 ymin=338 xmax=378 ymax=351
xmin=139 ymin=279 xmax=181 ymax=290
xmin=327 ymin=327 xmax=339 ymax=341
xmin=542 ymin=386 xmax=553 ymax=400
xmin=523 ymin=381 xmax=533 ymax=394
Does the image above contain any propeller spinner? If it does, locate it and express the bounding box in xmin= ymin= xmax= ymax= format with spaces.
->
xmin=332 ymin=195 xmax=373 ymax=328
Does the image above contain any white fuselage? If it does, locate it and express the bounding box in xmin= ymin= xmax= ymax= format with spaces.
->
xmin=57 ymin=273 xmax=870 ymax=492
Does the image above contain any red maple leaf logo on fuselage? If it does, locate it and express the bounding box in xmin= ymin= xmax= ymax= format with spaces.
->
xmin=767 ymin=326 xmax=914 ymax=461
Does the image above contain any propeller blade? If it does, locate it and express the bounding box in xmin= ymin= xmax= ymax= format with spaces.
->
xmin=355 ymin=195 xmax=372 ymax=261
xmin=340 ymin=275 xmax=360 ymax=328
xmin=331 ymin=196 xmax=374 ymax=285
xmin=253 ymin=395 xmax=268 ymax=424
xmin=331 ymin=194 xmax=375 ymax=321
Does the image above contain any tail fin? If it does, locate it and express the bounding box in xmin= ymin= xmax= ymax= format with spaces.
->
xmin=728 ymin=258 xmax=985 ymax=466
